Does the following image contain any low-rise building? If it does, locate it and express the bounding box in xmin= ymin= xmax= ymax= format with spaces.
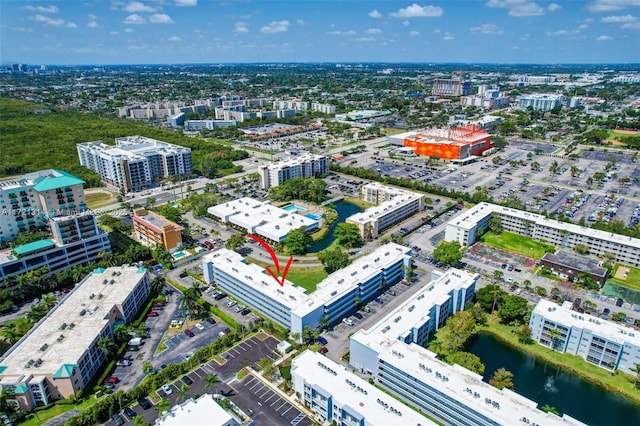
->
xmin=445 ymin=202 xmax=640 ymax=267
xmin=0 ymin=266 xmax=150 ymax=411
xmin=402 ymin=125 xmax=493 ymax=161
xmin=518 ymin=93 xmax=564 ymax=111
xmin=132 ymin=209 xmax=183 ymax=252
xmin=155 ymin=394 xmax=237 ymax=426
xmin=207 ymin=197 xmax=318 ymax=243
xmin=258 ymin=154 xmax=329 ymax=190
xmin=529 ymin=299 xmax=640 ymax=374
xmin=346 ymin=183 xmax=425 ymax=239
xmin=541 ymin=251 xmax=608 ymax=287
xmin=292 ymin=350 xmax=435 ymax=426
xmin=348 ymin=269 xmax=586 ymax=426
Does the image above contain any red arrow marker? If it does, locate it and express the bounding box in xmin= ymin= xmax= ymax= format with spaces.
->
xmin=247 ymin=234 xmax=293 ymax=287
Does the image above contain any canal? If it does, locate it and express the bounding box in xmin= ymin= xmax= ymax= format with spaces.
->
xmin=465 ymin=333 xmax=640 ymax=425
xmin=308 ymin=200 xmax=361 ymax=253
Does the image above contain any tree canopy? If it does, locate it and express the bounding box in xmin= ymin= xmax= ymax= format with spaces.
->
xmin=432 ymin=240 xmax=464 ymax=266
xmin=284 ymin=227 xmax=313 ymax=255
xmin=498 ymin=294 xmax=529 ymax=325
xmin=318 ymin=247 xmax=351 ymax=273
xmin=268 ymin=178 xmax=327 ymax=204
xmin=333 ymin=223 xmax=363 ymax=248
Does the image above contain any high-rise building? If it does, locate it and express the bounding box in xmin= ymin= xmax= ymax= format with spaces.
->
xmin=77 ymin=136 xmax=192 ymax=192
xmin=518 ymin=94 xmax=564 ymax=111
xmin=258 ymin=154 xmax=328 ymax=190
xmin=432 ymin=76 xmax=473 ymax=97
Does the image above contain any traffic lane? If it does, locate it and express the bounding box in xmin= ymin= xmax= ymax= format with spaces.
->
xmin=231 ymin=374 xmax=313 ymax=426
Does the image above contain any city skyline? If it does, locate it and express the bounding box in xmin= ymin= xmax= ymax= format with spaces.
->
xmin=1 ymin=0 xmax=640 ymax=65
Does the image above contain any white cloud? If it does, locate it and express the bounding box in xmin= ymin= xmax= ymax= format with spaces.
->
xmin=128 ymin=44 xmax=146 ymax=50
xmin=546 ymin=29 xmax=581 ymax=36
xmin=109 ymin=31 xmax=119 ymax=35
xmin=168 ymin=36 xmax=182 ymax=41
xmin=601 ymin=14 xmax=637 ymax=22
xmin=390 ymin=4 xmax=443 ymax=18
xmin=578 ymin=18 xmax=595 ymax=29
xmin=402 ymin=20 xmax=410 ymax=26
xmin=23 ymin=5 xmax=59 ymax=13
xmin=548 ymin=3 xmax=562 ymax=11
xmin=597 ymin=35 xmax=614 ymax=40
xmin=124 ymin=2 xmax=157 ymax=13
xmin=234 ymin=22 xmax=249 ymax=33
xmin=123 ymin=14 xmax=146 ymax=24
xmin=10 ymin=27 xmax=34 ymax=32
xmin=175 ymin=0 xmax=198 ymax=6
xmin=88 ymin=21 xmax=99 ymax=28
xmin=433 ymin=29 xmax=441 ymax=33
xmin=124 ymin=28 xmax=134 ymax=33
xmin=327 ymin=30 xmax=356 ymax=36
xmin=356 ymin=37 xmax=376 ymax=42
xmin=260 ymin=20 xmax=290 ymax=34
xmin=622 ymin=21 xmax=640 ymax=27
xmin=470 ymin=23 xmax=504 ymax=34
xmin=149 ymin=13 xmax=174 ymax=24
xmin=588 ymin=0 xmax=640 ymax=12
xmin=296 ymin=19 xmax=305 ymax=25
xmin=29 ymin=14 xmax=76 ymax=28
xmin=409 ymin=30 xmax=420 ymax=36
xmin=365 ymin=28 xmax=382 ymax=34
xmin=443 ymin=32 xmax=454 ymax=40
xmin=88 ymin=14 xmax=98 ymax=20
xmin=368 ymin=9 xmax=382 ymax=18
xmin=485 ymin=0 xmax=545 ymax=17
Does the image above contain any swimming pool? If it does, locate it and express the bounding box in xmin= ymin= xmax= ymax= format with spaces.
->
xmin=305 ymin=213 xmax=323 ymax=220
xmin=172 ymin=251 xmax=187 ymax=260
xmin=282 ymin=204 xmax=307 ymax=212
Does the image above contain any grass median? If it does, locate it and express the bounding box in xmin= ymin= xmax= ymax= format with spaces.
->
xmin=481 ymin=231 xmax=555 ymax=259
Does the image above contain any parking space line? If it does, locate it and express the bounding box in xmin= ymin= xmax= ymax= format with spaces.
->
xmin=249 ymin=382 xmax=263 ymax=392
xmin=270 ymin=397 xmax=282 ymax=407
xmin=276 ymin=401 xmax=288 ymax=411
xmin=263 ymin=394 xmax=276 ymax=404
xmin=259 ymin=388 xmax=271 ymax=398
xmin=231 ymin=348 xmax=241 ymax=355
xmin=281 ymin=406 xmax=293 ymax=416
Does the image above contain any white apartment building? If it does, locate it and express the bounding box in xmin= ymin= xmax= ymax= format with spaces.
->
xmin=184 ymin=119 xmax=238 ymax=130
xmin=347 ymin=183 xmax=425 ymax=239
xmin=258 ymin=154 xmax=329 ymax=190
xmin=202 ymin=243 xmax=411 ymax=335
xmin=445 ymin=202 xmax=640 ymax=267
xmin=518 ymin=94 xmax=564 ymax=111
xmin=0 ymin=266 xmax=149 ymax=411
xmin=207 ymin=197 xmax=318 ymax=243
xmin=273 ymin=100 xmax=309 ymax=110
xmin=349 ymin=269 xmax=586 ymax=426
xmin=529 ymin=299 xmax=640 ymax=374
xmin=77 ymin=136 xmax=192 ymax=192
xmin=292 ymin=351 xmax=434 ymax=426
xmin=311 ymin=102 xmax=337 ymax=114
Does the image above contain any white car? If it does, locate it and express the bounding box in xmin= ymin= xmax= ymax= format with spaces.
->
xmin=342 ymin=318 xmax=355 ymax=326
xmin=195 ymin=323 xmax=205 ymax=330
xmin=161 ymin=384 xmax=173 ymax=395
xmin=227 ymin=300 xmax=236 ymax=308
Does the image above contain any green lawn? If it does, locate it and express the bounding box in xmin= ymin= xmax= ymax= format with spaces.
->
xmin=481 ymin=231 xmax=555 ymax=259
xmin=287 ymin=266 xmax=328 ymax=294
xmin=480 ymin=316 xmax=640 ymax=405
xmin=85 ymin=191 xmax=115 ymax=209
xmin=344 ymin=196 xmax=374 ymax=210
xmin=609 ymin=264 xmax=640 ymax=290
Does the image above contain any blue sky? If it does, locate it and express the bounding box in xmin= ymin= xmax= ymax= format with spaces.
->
xmin=1 ymin=0 xmax=639 ymax=65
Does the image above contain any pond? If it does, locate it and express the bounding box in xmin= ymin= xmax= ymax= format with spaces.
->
xmin=308 ymin=200 xmax=361 ymax=253
xmin=465 ymin=333 xmax=640 ymax=426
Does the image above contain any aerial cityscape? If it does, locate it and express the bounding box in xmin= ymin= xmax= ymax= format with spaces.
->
xmin=1 ymin=1 xmax=640 ymax=426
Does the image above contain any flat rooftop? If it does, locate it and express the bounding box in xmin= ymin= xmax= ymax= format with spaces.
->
xmin=542 ymin=251 xmax=607 ymax=278
xmin=155 ymin=394 xmax=233 ymax=426
xmin=449 ymin=202 xmax=640 ymax=249
xmin=0 ymin=266 xmax=148 ymax=381
xmin=0 ymin=169 xmax=83 ymax=192
xmin=533 ymin=299 xmax=640 ymax=346
xmin=263 ymin=154 xmax=326 ymax=171
xmin=347 ymin=193 xmax=423 ymax=225
xmin=292 ymin=350 xmax=434 ymax=426
xmin=133 ymin=210 xmax=184 ymax=233
xmin=79 ymin=136 xmax=189 ymax=161
xmin=408 ymin=126 xmax=490 ymax=144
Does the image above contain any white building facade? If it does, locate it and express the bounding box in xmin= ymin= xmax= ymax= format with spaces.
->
xmin=258 ymin=154 xmax=329 ymax=190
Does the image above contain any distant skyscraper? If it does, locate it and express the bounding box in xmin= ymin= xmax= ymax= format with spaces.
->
xmin=432 ymin=73 xmax=472 ymax=96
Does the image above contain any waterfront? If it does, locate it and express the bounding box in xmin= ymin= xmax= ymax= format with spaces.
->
xmin=466 ymin=333 xmax=640 ymax=426
xmin=308 ymin=201 xmax=361 ymax=253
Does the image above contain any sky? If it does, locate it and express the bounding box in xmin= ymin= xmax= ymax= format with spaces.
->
xmin=1 ymin=0 xmax=640 ymax=65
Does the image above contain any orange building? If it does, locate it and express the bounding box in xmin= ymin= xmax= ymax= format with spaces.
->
xmin=132 ymin=209 xmax=184 ymax=251
xmin=403 ymin=124 xmax=492 ymax=160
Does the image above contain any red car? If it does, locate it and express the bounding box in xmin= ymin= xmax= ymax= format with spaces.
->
xmin=146 ymin=311 xmax=159 ymax=317
xmin=104 ymin=376 xmax=120 ymax=384
xmin=319 ymin=347 xmax=328 ymax=355
xmin=152 ymin=302 xmax=165 ymax=307
xmin=184 ymin=329 xmax=195 ymax=337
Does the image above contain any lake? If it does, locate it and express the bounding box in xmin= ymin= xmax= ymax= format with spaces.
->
xmin=308 ymin=200 xmax=361 ymax=253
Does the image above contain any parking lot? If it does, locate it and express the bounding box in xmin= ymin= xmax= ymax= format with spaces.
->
xmin=232 ymin=374 xmax=313 ymax=426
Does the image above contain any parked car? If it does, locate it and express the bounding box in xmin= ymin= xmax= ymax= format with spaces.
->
xmin=162 ymin=384 xmax=173 ymax=395
xmin=112 ymin=414 xmax=125 ymax=426
xmin=195 ymin=323 xmax=205 ymax=330
xmin=319 ymin=347 xmax=328 ymax=355
xmin=146 ymin=311 xmax=159 ymax=317
xmin=205 ymin=317 xmax=216 ymax=324
xmin=317 ymin=336 xmax=328 ymax=345
xmin=353 ymin=312 xmax=363 ymax=319
xmin=152 ymin=301 xmax=166 ymax=307
xmin=138 ymin=397 xmax=152 ymax=410
xmin=182 ymin=375 xmax=194 ymax=385
xmin=342 ymin=318 xmax=354 ymax=326
xmin=227 ymin=300 xmax=236 ymax=307
xmin=184 ymin=329 xmax=195 ymax=337
xmin=374 ymin=297 xmax=384 ymax=304
xmin=116 ymin=359 xmax=132 ymax=367
xmin=241 ymin=308 xmax=251 ymax=316
xmin=104 ymin=377 xmax=120 ymax=384
xmin=123 ymin=407 xmax=137 ymax=419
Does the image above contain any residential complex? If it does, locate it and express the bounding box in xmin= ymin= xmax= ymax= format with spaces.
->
xmin=432 ymin=76 xmax=473 ymax=97
xmin=518 ymin=94 xmax=564 ymax=111
xmin=132 ymin=209 xmax=184 ymax=252
xmin=0 ymin=266 xmax=150 ymax=411
xmin=291 ymin=350 xmax=435 ymax=426
xmin=460 ymin=85 xmax=510 ymax=110
xmin=77 ymin=136 xmax=192 ymax=192
xmin=444 ymin=202 xmax=640 ymax=267
xmin=155 ymin=394 xmax=237 ymax=426
xmin=346 ymin=183 xmax=425 ymax=239
xmin=202 ymin=243 xmax=411 ymax=335
xmin=207 ymin=197 xmax=318 ymax=243
xmin=347 ymin=269 xmax=585 ymax=426
xmin=400 ymin=125 xmax=493 ymax=161
xmin=184 ymin=119 xmax=238 ymax=131
xmin=258 ymin=154 xmax=329 ymax=190
xmin=0 ymin=170 xmax=110 ymax=281
xmin=541 ymin=251 xmax=608 ymax=287
xmin=529 ymin=299 xmax=640 ymax=374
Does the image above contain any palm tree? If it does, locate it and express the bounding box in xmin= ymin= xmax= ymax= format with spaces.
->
xmin=142 ymin=361 xmax=153 ymax=375
xmin=203 ymin=373 xmax=219 ymax=394
xmin=133 ymin=416 xmax=151 ymax=426
xmin=178 ymin=382 xmax=191 ymax=403
xmin=156 ymin=398 xmax=170 ymax=416
xmin=97 ymin=336 xmax=117 ymax=357
xmin=26 ymin=303 xmax=48 ymax=323
xmin=181 ymin=283 xmax=202 ymax=318
xmin=41 ymin=293 xmax=57 ymax=310
xmin=0 ymin=327 xmax=20 ymax=345
xmin=489 ymin=368 xmax=514 ymax=390
xmin=113 ymin=325 xmax=130 ymax=344
xmin=549 ymin=328 xmax=562 ymax=351
xmin=150 ymin=276 xmax=166 ymax=295
xmin=541 ymin=404 xmax=560 ymax=415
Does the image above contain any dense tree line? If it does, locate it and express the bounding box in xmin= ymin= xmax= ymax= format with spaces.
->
xmin=268 ymin=178 xmax=327 ymax=204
